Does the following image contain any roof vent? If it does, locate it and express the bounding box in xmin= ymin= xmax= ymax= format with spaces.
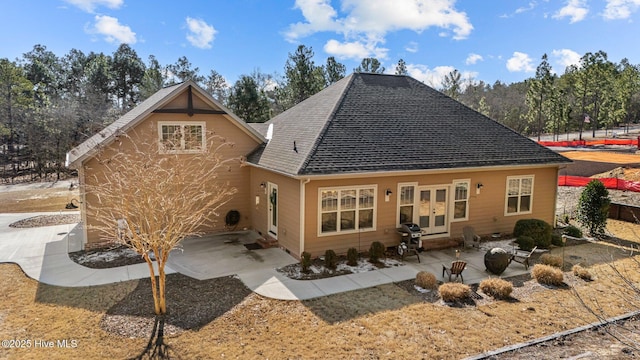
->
xmin=266 ymin=123 xmax=273 ymax=142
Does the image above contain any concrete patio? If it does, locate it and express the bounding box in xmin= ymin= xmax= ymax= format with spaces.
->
xmin=0 ymin=212 xmax=533 ymax=301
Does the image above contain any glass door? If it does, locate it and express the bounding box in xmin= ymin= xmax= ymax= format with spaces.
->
xmin=418 ymin=186 xmax=449 ymax=235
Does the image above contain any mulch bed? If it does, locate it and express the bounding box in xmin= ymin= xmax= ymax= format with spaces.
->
xmin=69 ymin=245 xmax=147 ymax=268
xmin=100 ymin=273 xmax=252 ymax=338
xmin=9 ymin=214 xmax=80 ymax=228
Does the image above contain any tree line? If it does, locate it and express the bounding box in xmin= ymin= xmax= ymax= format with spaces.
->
xmin=1 ymin=43 xmax=639 ymax=182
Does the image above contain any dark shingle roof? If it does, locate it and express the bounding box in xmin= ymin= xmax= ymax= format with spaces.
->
xmin=249 ymin=73 xmax=569 ymax=176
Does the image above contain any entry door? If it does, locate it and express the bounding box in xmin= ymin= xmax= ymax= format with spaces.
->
xmin=268 ymin=183 xmax=278 ymax=237
xmin=418 ymin=186 xmax=449 ymax=235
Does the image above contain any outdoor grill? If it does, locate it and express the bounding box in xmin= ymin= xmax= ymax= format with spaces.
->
xmin=399 ymin=222 xmax=423 ymax=249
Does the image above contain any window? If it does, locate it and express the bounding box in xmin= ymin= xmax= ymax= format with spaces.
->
xmin=398 ymin=184 xmax=416 ymax=225
xmin=158 ymin=122 xmax=205 ymax=152
xmin=452 ymin=180 xmax=470 ymax=221
xmin=320 ymin=186 xmax=376 ymax=235
xmin=505 ymin=176 xmax=534 ymax=215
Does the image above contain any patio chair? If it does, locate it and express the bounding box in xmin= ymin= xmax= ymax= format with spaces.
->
xmin=462 ymin=226 xmax=481 ymax=249
xmin=442 ymin=260 xmax=467 ymax=282
xmin=510 ymin=246 xmax=538 ymax=270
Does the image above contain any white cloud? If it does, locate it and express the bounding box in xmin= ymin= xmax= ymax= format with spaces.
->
xmin=90 ymin=15 xmax=136 ymax=44
xmin=64 ymin=0 xmax=122 ymax=13
xmin=286 ymin=0 xmax=473 ymax=59
xmin=323 ymin=39 xmax=388 ymax=60
xmin=603 ymin=0 xmax=640 ymax=20
xmin=551 ymin=48 xmax=581 ymax=70
xmin=506 ymin=52 xmax=535 ymax=72
xmin=405 ymin=41 xmax=419 ymax=53
xmin=404 ymin=64 xmax=476 ymax=89
xmin=465 ymin=53 xmax=483 ymax=65
xmin=185 ymin=17 xmax=216 ymax=49
xmin=515 ymin=2 xmax=537 ymax=14
xmin=553 ymin=0 xmax=589 ymax=23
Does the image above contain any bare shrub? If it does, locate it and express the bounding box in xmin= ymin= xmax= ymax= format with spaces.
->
xmin=479 ymin=278 xmax=513 ymax=300
xmin=532 ymin=264 xmax=564 ymax=286
xmin=300 ymin=252 xmax=312 ymax=273
xmin=540 ymin=253 xmax=563 ymax=268
xmin=572 ymin=264 xmax=592 ymax=281
xmin=438 ymin=283 xmax=471 ymax=302
xmin=415 ymin=271 xmax=437 ymax=290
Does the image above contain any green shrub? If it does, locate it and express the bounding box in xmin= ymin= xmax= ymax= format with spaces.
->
xmin=346 ymin=247 xmax=359 ymax=266
xmin=572 ymin=265 xmax=592 ymax=280
xmin=539 ymin=253 xmax=563 ymax=268
xmin=551 ymin=234 xmax=563 ymax=247
xmin=301 ymin=251 xmax=312 ymax=273
xmin=416 ymin=271 xmax=437 ymax=290
xmin=438 ymin=283 xmax=471 ymax=302
xmin=563 ymin=225 xmax=583 ymax=238
xmin=561 ymin=213 xmax=570 ymax=224
xmin=531 ymin=264 xmax=564 ymax=286
xmin=577 ymin=180 xmax=611 ymax=236
xmin=515 ymin=235 xmax=535 ymax=251
xmin=513 ymin=219 xmax=552 ymax=249
xmin=369 ymin=241 xmax=386 ymax=263
xmin=479 ymin=278 xmax=513 ymax=300
xmin=324 ymin=249 xmax=337 ymax=270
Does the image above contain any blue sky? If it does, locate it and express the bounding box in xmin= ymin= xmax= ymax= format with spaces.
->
xmin=1 ymin=0 xmax=639 ymax=87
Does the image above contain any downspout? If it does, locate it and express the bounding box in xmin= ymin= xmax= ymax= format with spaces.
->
xmin=300 ymin=178 xmax=311 ymax=256
xmin=554 ymin=165 xmax=567 ymax=227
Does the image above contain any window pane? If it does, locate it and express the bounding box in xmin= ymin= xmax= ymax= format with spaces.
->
xmin=400 ymin=186 xmax=414 ymax=205
xmin=508 ymin=178 xmax=520 ymax=196
xmin=340 ymin=211 xmax=355 ymax=230
xmin=184 ymin=125 xmax=203 ymax=150
xmin=419 ymin=215 xmax=430 ymax=228
xmin=341 ymin=190 xmax=357 ymax=210
xmin=399 ymin=206 xmax=413 ymax=224
xmin=521 ymin=178 xmax=532 ymax=195
xmin=161 ymin=125 xmax=181 ymax=150
xmin=322 ymin=213 xmax=337 ymax=232
xmin=359 ymin=209 xmax=373 ymax=228
xmin=507 ymin=197 xmax=518 ymax=213
xmin=520 ymin=195 xmax=531 ymax=212
xmin=454 ymin=201 xmax=466 ymax=219
xmin=322 ymin=191 xmax=338 ymax=211
xmin=455 ymin=183 xmax=468 ymax=201
xmin=359 ymin=188 xmax=374 ymax=208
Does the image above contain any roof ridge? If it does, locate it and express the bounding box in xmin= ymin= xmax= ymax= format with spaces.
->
xmin=298 ymin=74 xmax=356 ymax=175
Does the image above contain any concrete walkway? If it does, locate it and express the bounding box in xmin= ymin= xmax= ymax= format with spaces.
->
xmin=0 ymin=212 xmax=531 ymax=300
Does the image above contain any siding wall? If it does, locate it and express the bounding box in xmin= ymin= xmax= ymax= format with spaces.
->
xmin=249 ymin=167 xmax=301 ymax=256
xmin=82 ymin=93 xmax=261 ymax=248
xmin=302 ymin=166 xmax=559 ymax=257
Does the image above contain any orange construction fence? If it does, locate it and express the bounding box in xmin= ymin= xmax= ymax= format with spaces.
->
xmin=559 ymin=175 xmax=640 ymax=192
xmin=540 ymin=139 xmax=639 ymax=147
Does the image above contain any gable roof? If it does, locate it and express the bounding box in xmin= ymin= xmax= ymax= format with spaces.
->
xmin=66 ymin=80 xmax=264 ymax=168
xmin=248 ymin=73 xmax=570 ymax=176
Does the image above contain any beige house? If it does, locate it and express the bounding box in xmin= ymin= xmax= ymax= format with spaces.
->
xmin=67 ymin=73 xmax=570 ymax=257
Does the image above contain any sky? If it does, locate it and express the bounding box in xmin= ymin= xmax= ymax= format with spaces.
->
xmin=1 ymin=0 xmax=640 ymax=88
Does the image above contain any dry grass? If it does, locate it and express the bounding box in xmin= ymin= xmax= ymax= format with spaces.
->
xmin=415 ymin=271 xmax=437 ymax=290
xmin=532 ymin=264 xmax=565 ymax=286
xmin=539 ymin=253 xmax=563 ymax=268
xmin=0 ymin=182 xmax=78 ymax=213
xmin=479 ymin=278 xmax=513 ymax=300
xmin=572 ymin=265 xmax=593 ymax=281
xmin=438 ymin=282 xmax=471 ymax=302
xmin=4 ymin=256 xmax=640 ymax=358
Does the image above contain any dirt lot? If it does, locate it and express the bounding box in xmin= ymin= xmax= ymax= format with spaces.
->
xmin=0 ymin=179 xmax=79 ymax=213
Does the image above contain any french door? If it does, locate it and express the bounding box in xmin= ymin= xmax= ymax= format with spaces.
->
xmin=418 ymin=186 xmax=449 ymax=235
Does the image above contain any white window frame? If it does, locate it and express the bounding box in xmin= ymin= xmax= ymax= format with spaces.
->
xmin=397 ymin=182 xmax=418 ymax=227
xmin=504 ymin=175 xmax=534 ymax=216
xmin=451 ymin=179 xmax=470 ymax=221
xmin=318 ymin=185 xmax=377 ymax=236
xmin=158 ymin=121 xmax=206 ymax=153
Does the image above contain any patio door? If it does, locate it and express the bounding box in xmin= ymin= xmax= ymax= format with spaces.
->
xmin=418 ymin=186 xmax=449 ymax=235
xmin=268 ymin=182 xmax=278 ymax=238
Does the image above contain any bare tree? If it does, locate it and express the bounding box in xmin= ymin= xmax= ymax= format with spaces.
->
xmin=85 ymin=129 xmax=238 ymax=356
